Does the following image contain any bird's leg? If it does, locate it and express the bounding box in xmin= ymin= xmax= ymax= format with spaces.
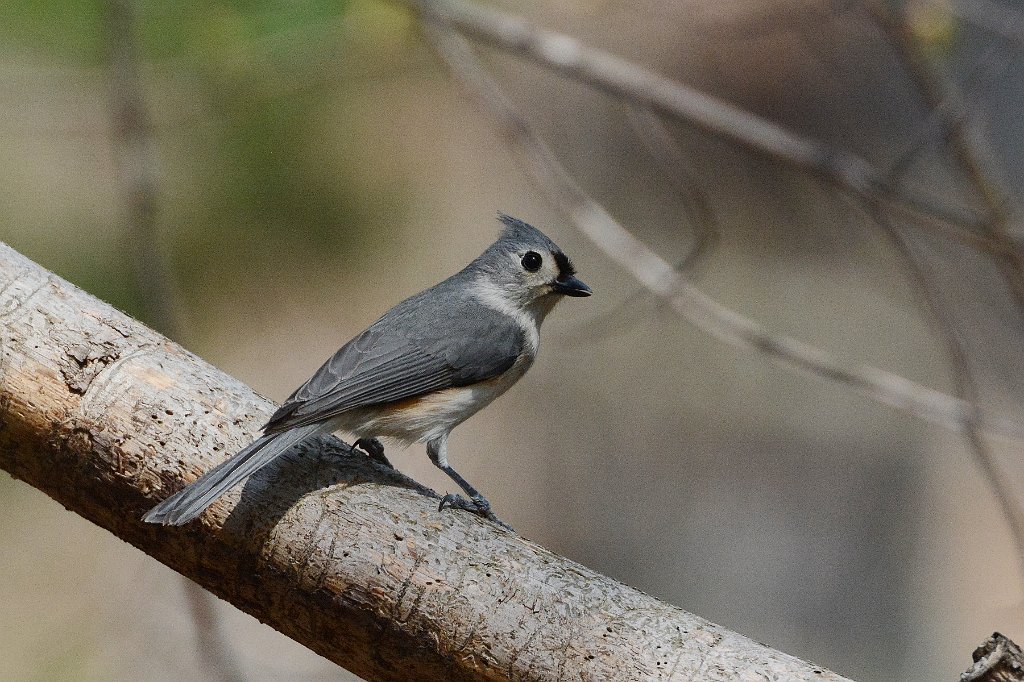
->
xmin=354 ymin=437 xmax=393 ymax=469
xmin=427 ymin=438 xmax=489 ymax=511
xmin=427 ymin=438 xmax=511 ymax=530
xmin=438 ymin=468 xmax=489 ymax=513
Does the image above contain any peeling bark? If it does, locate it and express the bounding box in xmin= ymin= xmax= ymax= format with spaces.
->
xmin=962 ymin=633 xmax=1024 ymax=682
xmin=0 ymin=242 xmax=854 ymax=681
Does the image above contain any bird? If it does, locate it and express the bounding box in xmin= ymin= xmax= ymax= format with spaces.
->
xmin=143 ymin=214 xmax=591 ymax=526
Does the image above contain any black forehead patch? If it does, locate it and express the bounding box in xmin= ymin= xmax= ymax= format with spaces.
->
xmin=553 ymin=250 xmax=576 ymax=278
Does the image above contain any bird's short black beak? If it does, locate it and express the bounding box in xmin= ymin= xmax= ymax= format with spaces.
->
xmin=552 ymin=275 xmax=592 ymax=297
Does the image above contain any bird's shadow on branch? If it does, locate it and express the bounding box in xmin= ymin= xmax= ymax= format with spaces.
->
xmin=221 ymin=435 xmax=438 ymax=544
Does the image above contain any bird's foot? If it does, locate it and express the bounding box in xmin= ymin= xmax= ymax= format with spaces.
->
xmin=354 ymin=437 xmax=393 ymax=469
xmin=439 ymin=492 xmax=491 ymax=514
xmin=438 ymin=493 xmax=513 ymax=530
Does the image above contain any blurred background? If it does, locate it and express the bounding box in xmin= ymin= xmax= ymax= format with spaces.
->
xmin=2 ymin=0 xmax=1024 ymax=680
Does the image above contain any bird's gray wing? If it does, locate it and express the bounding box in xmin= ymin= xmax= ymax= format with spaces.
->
xmin=263 ymin=298 xmax=524 ymax=433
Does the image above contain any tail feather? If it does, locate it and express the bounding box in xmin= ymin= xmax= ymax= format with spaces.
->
xmin=142 ymin=424 xmax=325 ymax=526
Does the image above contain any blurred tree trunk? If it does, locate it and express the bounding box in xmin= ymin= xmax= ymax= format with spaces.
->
xmin=0 ymin=241 xmax=853 ymax=681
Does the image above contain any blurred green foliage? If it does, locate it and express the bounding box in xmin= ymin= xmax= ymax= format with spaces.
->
xmin=904 ymin=0 xmax=959 ymax=54
xmin=0 ymin=0 xmax=413 ymax=330
xmin=1 ymin=0 xmax=106 ymax=63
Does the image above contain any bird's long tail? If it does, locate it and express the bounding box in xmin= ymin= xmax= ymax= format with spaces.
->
xmin=142 ymin=424 xmax=326 ymax=526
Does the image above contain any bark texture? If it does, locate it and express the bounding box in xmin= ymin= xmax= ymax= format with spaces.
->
xmin=0 ymin=242 xmax=853 ymax=681
xmin=962 ymin=633 xmax=1024 ymax=682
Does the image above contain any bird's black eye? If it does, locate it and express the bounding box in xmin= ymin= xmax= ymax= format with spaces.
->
xmin=521 ymin=251 xmax=543 ymax=272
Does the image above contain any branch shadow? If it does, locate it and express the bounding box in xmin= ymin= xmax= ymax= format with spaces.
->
xmin=220 ymin=434 xmax=438 ymax=546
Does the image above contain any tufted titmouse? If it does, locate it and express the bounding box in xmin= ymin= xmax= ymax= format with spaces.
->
xmin=143 ymin=214 xmax=591 ymax=526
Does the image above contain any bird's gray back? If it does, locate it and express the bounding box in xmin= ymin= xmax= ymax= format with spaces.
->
xmin=263 ymin=274 xmax=526 ymax=433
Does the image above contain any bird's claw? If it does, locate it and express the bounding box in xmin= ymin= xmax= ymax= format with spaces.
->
xmin=438 ymin=493 xmax=513 ymax=530
xmin=354 ymin=437 xmax=393 ymax=469
xmin=438 ymin=493 xmax=490 ymax=514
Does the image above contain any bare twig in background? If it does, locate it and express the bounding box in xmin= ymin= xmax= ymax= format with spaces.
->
xmin=863 ymin=0 xmax=1024 ymax=575
xmin=414 ymin=3 xmax=1024 ymax=440
xmin=397 ymin=0 xmax=1008 ymax=247
xmin=104 ymin=2 xmax=246 ymax=679
xmin=418 ymin=0 xmax=1024 ymax=584
xmin=416 ymin=0 xmax=1024 ymax=577
xmin=563 ymin=106 xmax=721 ymax=344
xmin=884 ymin=38 xmax=1015 ymax=183
xmin=952 ymin=0 xmax=1024 ymax=47
xmin=868 ymin=1 xmax=1024 ymax=315
xmin=179 ymin=581 xmax=247 ymax=682
xmin=864 ymin=200 xmax=1024 ymax=576
xmin=626 ymin=105 xmax=720 ymax=276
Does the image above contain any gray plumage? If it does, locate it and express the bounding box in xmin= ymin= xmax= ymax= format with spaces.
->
xmin=263 ymin=283 xmax=526 ymax=433
xmin=143 ymin=214 xmax=590 ymax=526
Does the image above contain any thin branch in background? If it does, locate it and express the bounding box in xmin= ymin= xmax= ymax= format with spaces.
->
xmin=103 ymin=2 xmax=246 ymax=680
xmin=105 ymin=0 xmax=179 ymax=339
xmin=884 ymin=37 xmax=1017 ymax=183
xmin=398 ymin=0 xmax=1002 ymax=248
xmin=867 ymin=1 xmax=1024 ymax=316
xmin=563 ymin=106 xmax=723 ymax=344
xmin=414 ymin=5 xmax=1024 ymax=440
xmin=951 ymin=0 xmax=1024 ymax=46
xmin=863 ymin=0 xmax=1024 ymax=574
xmin=626 ymin=105 xmax=720 ymax=275
xmin=864 ymin=199 xmax=1024 ymax=577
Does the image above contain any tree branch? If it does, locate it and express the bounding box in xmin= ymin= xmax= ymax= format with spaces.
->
xmin=0 ymin=242 xmax=853 ymax=681
xmin=626 ymin=104 xmax=720 ymax=276
xmin=861 ymin=0 xmax=1024 ymax=577
xmin=865 ymin=200 xmax=1024 ymax=578
xmin=397 ymin=0 xmax=1003 ymax=249
xmin=952 ymin=0 xmax=1024 ymax=48
xmin=961 ymin=633 xmax=1024 ymax=682
xmin=414 ymin=7 xmax=1024 ymax=440
xmin=866 ymin=1 xmax=1024 ymax=320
